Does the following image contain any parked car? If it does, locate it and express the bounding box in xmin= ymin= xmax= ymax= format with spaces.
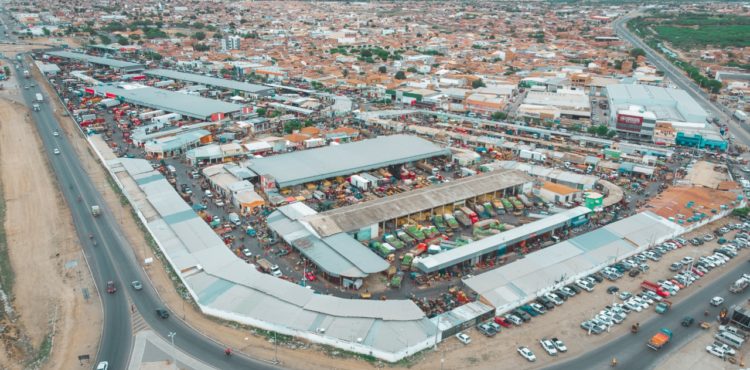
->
xmin=494 ymin=316 xmax=512 ymax=328
xmin=550 ymin=337 xmax=567 ymax=352
xmin=456 ymin=332 xmax=471 ymax=344
xmin=517 ymin=346 xmax=537 ymax=362
xmin=539 ymin=338 xmax=558 ymax=356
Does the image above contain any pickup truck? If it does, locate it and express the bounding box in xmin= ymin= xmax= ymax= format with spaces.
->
xmin=647 ymin=328 xmax=673 ymax=350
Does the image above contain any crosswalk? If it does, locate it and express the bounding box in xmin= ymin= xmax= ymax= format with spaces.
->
xmin=131 ymin=307 xmax=149 ymax=333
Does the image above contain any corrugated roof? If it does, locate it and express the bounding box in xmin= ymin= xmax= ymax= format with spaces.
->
xmin=144 ymin=69 xmax=274 ymax=95
xmin=47 ymin=50 xmax=144 ymax=70
xmin=464 ymin=211 xmax=682 ymax=312
xmin=247 ymin=135 xmax=451 ymax=188
xmin=306 ymin=169 xmax=532 ymax=237
xmin=91 ymin=83 xmax=243 ymax=119
xmin=415 ymin=207 xmax=592 ymax=273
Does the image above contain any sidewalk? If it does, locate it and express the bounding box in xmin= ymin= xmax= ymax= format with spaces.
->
xmin=128 ymin=330 xmax=215 ymax=370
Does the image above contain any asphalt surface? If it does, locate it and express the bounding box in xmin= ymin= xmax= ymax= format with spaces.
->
xmin=21 ymin=58 xmax=279 ymax=369
xmin=612 ymin=13 xmax=750 ymax=148
xmin=546 ymin=249 xmax=750 ymax=370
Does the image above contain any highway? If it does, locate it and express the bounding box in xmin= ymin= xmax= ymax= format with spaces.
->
xmin=19 ymin=58 xmax=279 ymax=369
xmin=612 ymin=13 xmax=750 ymax=147
xmin=546 ymin=255 xmax=750 ymax=370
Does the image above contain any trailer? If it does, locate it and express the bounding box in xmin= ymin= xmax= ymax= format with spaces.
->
xmin=151 ymin=113 xmax=182 ymax=125
xmin=98 ymin=98 xmax=120 ymax=108
xmin=139 ymin=110 xmax=165 ymax=120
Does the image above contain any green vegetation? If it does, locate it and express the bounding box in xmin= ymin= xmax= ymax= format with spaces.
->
xmin=394 ymin=70 xmax=406 ymax=80
xmin=732 ymin=207 xmax=750 ymax=218
xmin=283 ymin=120 xmax=302 ymax=133
xmin=143 ymin=51 xmax=163 ymax=61
xmin=491 ymin=111 xmax=507 ymax=120
xmin=0 ymin=179 xmax=12 ymax=303
xmin=631 ymin=13 xmax=750 ymax=50
xmin=193 ymin=43 xmax=209 ymax=52
xmin=472 ymin=78 xmax=486 ymax=88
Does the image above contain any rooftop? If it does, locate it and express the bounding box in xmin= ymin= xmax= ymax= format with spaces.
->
xmin=144 ymin=69 xmax=274 ymax=95
xmin=90 ymin=83 xmax=243 ymax=120
xmin=47 ymin=50 xmax=145 ymax=71
xmin=464 ymin=211 xmax=682 ymax=311
xmin=305 ymin=169 xmax=533 ymax=237
xmin=607 ymin=84 xmax=708 ymax=124
xmin=246 ymin=135 xmax=450 ymax=188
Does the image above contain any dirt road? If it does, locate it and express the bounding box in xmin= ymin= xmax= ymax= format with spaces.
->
xmin=0 ymin=94 xmax=101 ymax=370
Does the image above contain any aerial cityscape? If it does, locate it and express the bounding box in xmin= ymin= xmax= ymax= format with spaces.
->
xmin=0 ymin=1 xmax=748 ymax=369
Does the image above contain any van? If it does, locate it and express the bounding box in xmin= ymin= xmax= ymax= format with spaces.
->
xmin=167 ymin=165 xmax=176 ymax=174
xmin=228 ymin=212 xmax=241 ymax=226
xmin=715 ymin=331 xmax=745 ymax=348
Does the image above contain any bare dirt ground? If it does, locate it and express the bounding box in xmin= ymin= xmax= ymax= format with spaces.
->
xmin=0 ymin=89 xmax=100 ymax=368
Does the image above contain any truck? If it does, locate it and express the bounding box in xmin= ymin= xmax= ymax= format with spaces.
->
xmin=138 ymin=110 xmax=165 ymax=120
xmin=416 ymin=161 xmax=439 ymax=175
xmin=23 ymin=69 xmax=29 ymax=78
xmin=655 ymin=300 xmax=672 ymax=314
xmin=151 ymin=113 xmax=182 ymax=125
xmin=91 ymin=205 xmax=101 ymax=217
xmin=647 ymin=328 xmax=673 ymax=350
xmin=460 ymin=207 xmax=479 ymax=224
xmin=734 ymin=110 xmax=748 ymax=123
xmin=519 ymin=149 xmax=547 ymax=162
xmin=35 ymin=93 xmax=43 ymax=103
xmin=729 ymin=277 xmax=749 ymax=293
xmin=98 ymin=98 xmax=120 ymax=108
xmin=256 ymin=258 xmax=281 ymax=276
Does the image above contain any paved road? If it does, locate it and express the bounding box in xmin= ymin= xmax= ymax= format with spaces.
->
xmin=21 ymin=56 xmax=279 ymax=369
xmin=546 ymin=254 xmax=750 ymax=370
xmin=612 ymin=13 xmax=750 ymax=148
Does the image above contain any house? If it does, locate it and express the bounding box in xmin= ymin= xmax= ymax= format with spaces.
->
xmin=539 ymin=182 xmax=582 ymax=204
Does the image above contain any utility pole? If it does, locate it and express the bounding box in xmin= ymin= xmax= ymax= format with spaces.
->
xmin=274 ymin=331 xmax=279 ymax=364
xmin=168 ymin=332 xmax=176 ymax=366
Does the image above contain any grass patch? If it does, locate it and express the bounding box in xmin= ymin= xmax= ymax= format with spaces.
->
xmin=653 ymin=25 xmax=750 ymax=49
xmin=0 ymin=177 xmax=13 ymax=301
xmin=26 ymin=332 xmax=53 ymax=368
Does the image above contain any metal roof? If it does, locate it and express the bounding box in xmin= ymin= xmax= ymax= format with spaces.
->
xmin=415 ymin=207 xmax=592 ymax=273
xmin=305 ymin=170 xmax=533 ymax=237
xmin=111 ymin=158 xmax=435 ymax=361
xmin=606 ymin=84 xmax=708 ymax=124
xmin=247 ymin=135 xmax=451 ymax=188
xmin=47 ymin=50 xmax=144 ymax=71
xmin=463 ymin=212 xmax=682 ymax=312
xmin=91 ymin=83 xmax=243 ymax=120
xmin=267 ymin=204 xmax=389 ymax=277
xmin=144 ymin=69 xmax=274 ymax=95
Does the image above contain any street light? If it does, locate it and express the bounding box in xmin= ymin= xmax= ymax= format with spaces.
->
xmin=168 ymin=332 xmax=176 ymax=366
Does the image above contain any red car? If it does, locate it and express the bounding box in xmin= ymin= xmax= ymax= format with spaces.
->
xmin=494 ymin=316 xmax=512 ymax=328
xmin=670 ymin=279 xmax=685 ymax=289
xmin=691 ymin=268 xmax=705 ymax=277
xmin=106 ymin=281 xmax=117 ymax=294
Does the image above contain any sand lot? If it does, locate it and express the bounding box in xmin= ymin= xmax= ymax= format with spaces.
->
xmin=0 ymin=94 xmax=100 ymax=370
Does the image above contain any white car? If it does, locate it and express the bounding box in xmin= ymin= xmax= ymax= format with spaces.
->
xmin=624 ymin=300 xmax=643 ymax=312
xmin=710 ymin=296 xmax=725 ymax=306
xmin=241 ymin=248 xmax=252 ymax=258
xmin=712 ymin=342 xmax=736 ymax=356
xmin=706 ymin=345 xmax=726 ymax=358
xmin=545 ymin=293 xmax=563 ymax=305
xmin=517 ymin=346 xmax=537 ymax=362
xmin=551 ymin=337 xmax=567 ymax=352
xmin=618 ymin=291 xmax=632 ymax=300
xmin=680 ymin=256 xmax=694 ymax=264
xmin=539 ymin=339 xmax=557 ymax=356
xmin=455 ymin=332 xmax=471 ymax=345
xmin=96 ymin=362 xmax=109 ymax=370
xmin=53 ymin=131 xmax=59 ymax=136
xmin=53 ymin=148 xmax=60 ymax=155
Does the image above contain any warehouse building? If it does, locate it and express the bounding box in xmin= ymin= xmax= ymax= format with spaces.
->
xmin=606 ymin=84 xmax=710 ymax=141
xmin=414 ymin=207 xmax=592 ymax=274
xmin=304 ymin=169 xmax=533 ymax=239
xmin=522 ymin=88 xmax=591 ymax=119
xmin=109 ymin=158 xmax=437 ymax=363
xmin=267 ymin=203 xmax=390 ymax=286
xmin=144 ymin=68 xmax=275 ymax=97
xmin=464 ymin=211 xmax=682 ymax=314
xmin=247 ymin=135 xmax=451 ymax=189
xmin=46 ymin=50 xmax=145 ymax=72
xmin=89 ymin=83 xmax=243 ymax=120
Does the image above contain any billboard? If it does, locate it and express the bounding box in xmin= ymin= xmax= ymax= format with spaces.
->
xmin=616 ymin=113 xmax=643 ymax=132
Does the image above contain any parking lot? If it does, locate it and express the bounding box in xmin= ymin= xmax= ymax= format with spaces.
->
xmin=415 ymin=217 xmax=750 ymax=370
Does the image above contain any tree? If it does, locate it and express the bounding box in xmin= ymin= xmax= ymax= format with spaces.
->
xmin=193 ymin=43 xmax=209 ymax=51
xmin=570 ymin=123 xmax=583 ymax=132
xmin=255 ymin=108 xmax=267 ymax=117
xmin=630 ymin=48 xmax=646 ymax=58
xmin=394 ymin=71 xmax=406 ymax=80
xmin=99 ymin=35 xmax=111 ymax=44
xmin=212 ymin=32 xmax=223 ymax=40
xmin=491 ymin=111 xmax=507 ymax=120
xmin=595 ymin=125 xmax=609 ymax=137
xmin=129 ymin=34 xmax=141 ymax=40
xmin=342 ymin=69 xmax=349 ymax=77
xmin=407 ymin=66 xmax=417 ymax=73
xmin=284 ymin=120 xmax=302 ymax=134
xmin=587 ymin=126 xmax=598 ymax=135
xmin=606 ymin=129 xmax=617 ymax=138
xmin=304 ymin=119 xmax=315 ymax=127
xmin=192 ymin=31 xmax=206 ymax=40
xmin=42 ymin=27 xmax=50 ymax=36
xmin=378 ymin=66 xmax=387 ymax=74
xmin=732 ymin=207 xmax=750 ymax=218
xmin=117 ymin=36 xmax=129 ymax=45
xmin=472 ymin=79 xmax=486 ymax=88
